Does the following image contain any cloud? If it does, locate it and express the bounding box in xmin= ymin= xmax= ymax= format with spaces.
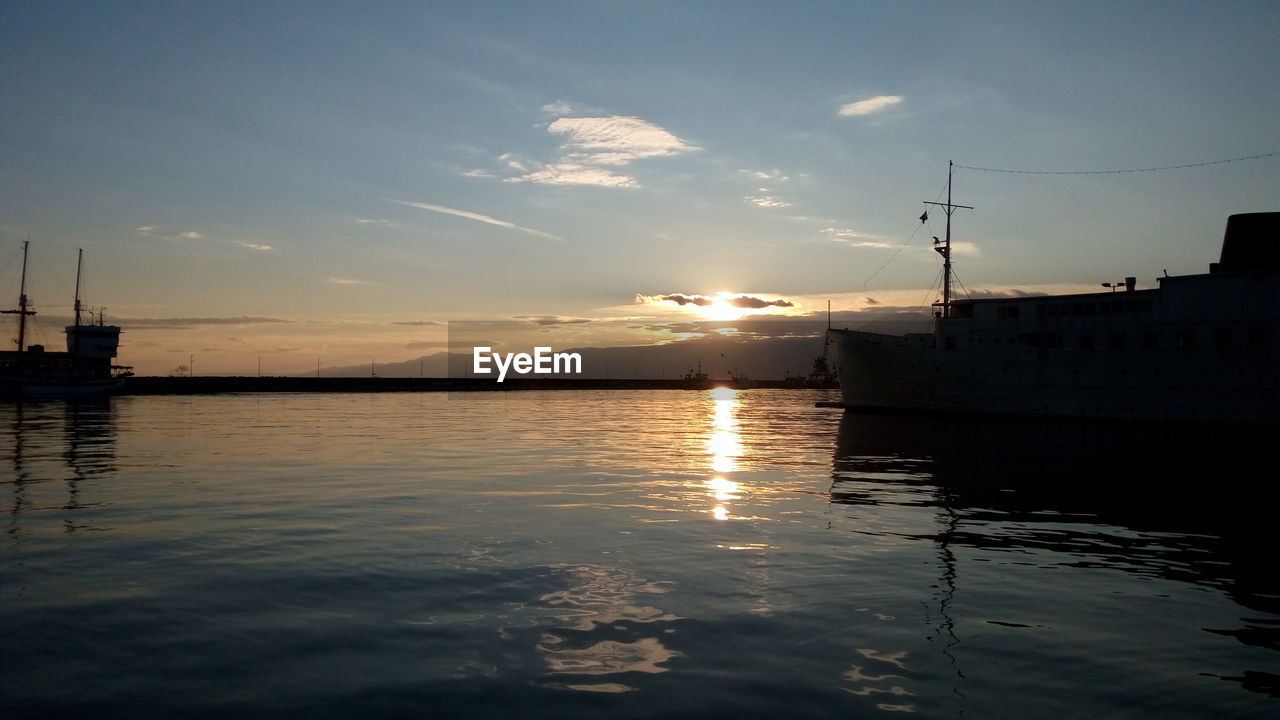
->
xmin=839 ymin=95 xmax=903 ymax=117
xmin=746 ymin=195 xmax=790 ymax=208
xmin=634 ymin=293 xmax=793 ymax=310
xmin=951 ymin=241 xmax=981 ymax=257
xmin=391 ymin=200 xmax=564 ymax=242
xmin=744 ymin=169 xmax=791 ymax=183
xmin=136 ymin=225 xmax=156 ymax=235
xmin=355 ymin=217 xmax=395 ymax=225
xmin=393 ymin=320 xmax=445 ymax=326
xmin=235 ymin=241 xmax=274 ymax=251
xmin=542 ymin=100 xmax=578 ymax=115
xmin=506 ymin=115 xmax=697 ymax=188
xmin=511 ymin=315 xmax=593 ymax=326
xmin=865 ymin=297 xmax=881 ymax=306
xmin=822 ymin=227 xmax=895 ymax=248
xmin=122 ymin=316 xmax=295 ymax=329
xmin=328 ymin=277 xmax=366 ymax=285
xmin=965 ymin=288 xmax=1048 ymax=299
xmin=637 ymin=293 xmax=716 ymax=307
xmin=725 ymin=295 xmax=794 ymax=309
xmin=178 ymin=231 xmax=205 ymax=240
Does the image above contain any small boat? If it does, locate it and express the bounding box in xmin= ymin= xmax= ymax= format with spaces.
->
xmin=1 ymin=242 xmax=131 ymax=399
xmin=826 ymin=164 xmax=1280 ymax=424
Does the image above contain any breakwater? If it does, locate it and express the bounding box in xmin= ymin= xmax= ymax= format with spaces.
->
xmin=120 ymin=376 xmax=781 ymax=395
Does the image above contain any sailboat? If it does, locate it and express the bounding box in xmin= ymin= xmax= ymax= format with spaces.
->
xmin=1 ymin=242 xmax=131 ymax=399
xmin=826 ymin=163 xmax=1280 ymax=423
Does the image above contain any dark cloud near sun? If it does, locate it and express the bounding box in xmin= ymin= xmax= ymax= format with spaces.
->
xmin=393 ymin=320 xmax=445 ymax=326
xmin=636 ymin=293 xmax=794 ymax=309
xmin=648 ymin=293 xmax=715 ymax=307
xmin=725 ymin=295 xmax=794 ymax=309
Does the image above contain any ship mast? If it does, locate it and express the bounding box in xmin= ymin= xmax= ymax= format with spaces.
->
xmin=72 ymin=247 xmax=84 ymax=355
xmin=2 ymin=240 xmax=37 ymax=352
xmin=924 ymin=161 xmax=973 ymax=318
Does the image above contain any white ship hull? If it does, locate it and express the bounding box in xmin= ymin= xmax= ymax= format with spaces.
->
xmin=828 ymin=214 xmax=1280 ymax=424
xmin=827 ymin=327 xmax=1278 ymax=423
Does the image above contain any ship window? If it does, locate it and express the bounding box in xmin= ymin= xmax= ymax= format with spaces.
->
xmin=1079 ymin=334 xmax=1094 ymax=350
xmin=1143 ymin=332 xmax=1159 ymax=350
xmin=1214 ymin=328 xmax=1231 ymax=349
xmin=998 ymin=305 xmax=1020 ymax=319
xmin=945 ymin=337 xmax=956 ymax=350
xmin=1177 ymin=330 xmax=1196 ymax=349
xmin=1109 ymin=333 xmax=1126 ymax=350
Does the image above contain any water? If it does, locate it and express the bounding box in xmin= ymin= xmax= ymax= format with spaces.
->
xmin=2 ymin=390 xmax=1276 ymax=718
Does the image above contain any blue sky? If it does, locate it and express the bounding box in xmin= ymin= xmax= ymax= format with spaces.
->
xmin=2 ymin=1 xmax=1277 ymax=374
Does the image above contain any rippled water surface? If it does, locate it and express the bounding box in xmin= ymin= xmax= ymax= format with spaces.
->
xmin=2 ymin=390 xmax=1276 ymax=718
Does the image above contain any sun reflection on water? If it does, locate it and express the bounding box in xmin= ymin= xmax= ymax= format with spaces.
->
xmin=707 ymin=387 xmax=742 ymax=475
xmin=705 ymin=388 xmax=744 ymax=519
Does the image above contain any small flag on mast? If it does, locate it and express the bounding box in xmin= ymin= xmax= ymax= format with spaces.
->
xmin=919 ymin=210 xmax=928 ymax=223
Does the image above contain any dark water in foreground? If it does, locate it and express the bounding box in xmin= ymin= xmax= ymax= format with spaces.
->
xmin=2 ymin=390 xmax=1276 ymax=718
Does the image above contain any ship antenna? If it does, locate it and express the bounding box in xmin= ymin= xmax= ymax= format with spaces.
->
xmin=923 ymin=161 xmax=973 ymax=318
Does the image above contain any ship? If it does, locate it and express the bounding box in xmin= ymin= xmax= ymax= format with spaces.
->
xmin=1 ymin=242 xmax=131 ymax=399
xmin=826 ymin=163 xmax=1279 ymax=424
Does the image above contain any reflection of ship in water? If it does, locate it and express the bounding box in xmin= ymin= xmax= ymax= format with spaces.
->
xmin=5 ymin=398 xmax=119 ymax=540
xmin=829 ymin=411 xmax=1276 ymax=699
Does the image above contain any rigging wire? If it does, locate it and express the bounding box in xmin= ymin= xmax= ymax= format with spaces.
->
xmin=905 ymin=266 xmax=945 ymax=334
xmin=954 ymin=150 xmax=1279 ymax=176
xmin=860 ymin=175 xmax=950 ymax=289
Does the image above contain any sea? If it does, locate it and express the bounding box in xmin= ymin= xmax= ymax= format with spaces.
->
xmin=2 ymin=389 xmax=1276 ymax=719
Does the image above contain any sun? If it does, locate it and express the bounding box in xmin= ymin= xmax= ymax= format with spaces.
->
xmin=699 ymin=298 xmax=753 ymax=321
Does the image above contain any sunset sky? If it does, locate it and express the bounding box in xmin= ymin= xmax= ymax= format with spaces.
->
xmin=2 ymin=1 xmax=1277 ymax=375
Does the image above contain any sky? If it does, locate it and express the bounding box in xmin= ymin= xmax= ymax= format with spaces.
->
xmin=2 ymin=1 xmax=1278 ymax=375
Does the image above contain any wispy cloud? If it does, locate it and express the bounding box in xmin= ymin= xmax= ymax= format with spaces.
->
xmin=503 ymin=114 xmax=697 ymax=188
xmin=328 ymin=277 xmax=366 ymax=285
xmin=741 ymin=168 xmax=796 ymax=209
xmin=746 ymin=195 xmax=791 ymax=208
xmin=839 ymin=95 xmax=903 ymax=117
xmin=391 ymin=200 xmax=564 ymax=242
xmin=136 ymin=226 xmax=205 ymax=241
xmin=122 ymin=316 xmax=294 ymax=329
xmin=235 ymin=241 xmax=274 ymax=251
xmin=541 ymin=100 xmax=578 ymax=116
xmin=511 ymin=314 xmax=593 ymax=325
xmin=392 ymin=320 xmax=445 ymax=327
xmin=822 ymin=227 xmax=895 ymax=248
